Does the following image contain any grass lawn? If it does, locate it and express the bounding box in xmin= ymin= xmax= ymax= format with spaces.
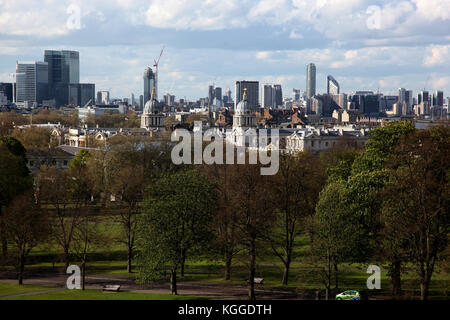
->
xmin=2 ymin=287 xmax=206 ymax=300
xmin=0 ymin=283 xmax=58 ymax=297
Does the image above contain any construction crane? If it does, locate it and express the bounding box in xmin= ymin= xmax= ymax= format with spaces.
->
xmin=153 ymin=45 xmax=165 ymax=101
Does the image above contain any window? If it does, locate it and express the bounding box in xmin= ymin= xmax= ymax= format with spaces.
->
xmin=64 ymin=160 xmax=68 ymax=166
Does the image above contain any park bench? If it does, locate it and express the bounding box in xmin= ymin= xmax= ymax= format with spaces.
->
xmin=103 ymin=285 xmax=121 ymax=292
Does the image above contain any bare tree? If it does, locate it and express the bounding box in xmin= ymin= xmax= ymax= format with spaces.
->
xmin=2 ymin=192 xmax=49 ymax=284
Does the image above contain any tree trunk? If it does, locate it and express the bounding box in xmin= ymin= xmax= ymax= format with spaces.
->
xmin=81 ymin=260 xmax=86 ymax=291
xmin=170 ymin=269 xmax=178 ymax=295
xmin=180 ymin=248 xmax=186 ymax=277
xmin=420 ymin=272 xmax=432 ymax=301
xmin=248 ymin=239 xmax=256 ymax=300
xmin=224 ymin=250 xmax=232 ymax=280
xmin=391 ymin=260 xmax=401 ymax=297
xmin=18 ymin=255 xmax=25 ymax=285
xmin=127 ymin=245 xmax=132 ymax=273
xmin=334 ymin=262 xmax=338 ymax=290
xmin=64 ymin=247 xmax=70 ymax=269
xmin=282 ymin=259 xmax=291 ymax=286
xmin=325 ymin=249 xmax=331 ymax=300
xmin=1 ymin=238 xmax=7 ymax=258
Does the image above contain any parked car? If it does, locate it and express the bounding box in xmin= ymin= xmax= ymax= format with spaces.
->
xmin=335 ymin=290 xmax=361 ymax=300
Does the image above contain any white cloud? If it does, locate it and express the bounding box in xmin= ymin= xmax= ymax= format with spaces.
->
xmin=423 ymin=45 xmax=450 ymax=66
xmin=144 ymin=0 xmax=246 ymax=30
xmin=255 ymin=51 xmax=271 ymax=60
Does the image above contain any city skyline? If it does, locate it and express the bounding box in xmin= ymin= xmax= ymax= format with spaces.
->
xmin=0 ymin=0 xmax=449 ymax=99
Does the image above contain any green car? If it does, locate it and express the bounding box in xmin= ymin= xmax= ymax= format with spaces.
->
xmin=335 ymin=290 xmax=361 ymax=300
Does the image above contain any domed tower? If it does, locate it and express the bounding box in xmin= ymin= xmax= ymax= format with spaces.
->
xmin=233 ymin=88 xmax=256 ymax=129
xmin=141 ymin=87 xmax=165 ymax=131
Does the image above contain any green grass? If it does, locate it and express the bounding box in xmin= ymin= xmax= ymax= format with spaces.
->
xmin=2 ymin=288 xmax=206 ymax=300
xmin=0 ymin=283 xmax=57 ymax=297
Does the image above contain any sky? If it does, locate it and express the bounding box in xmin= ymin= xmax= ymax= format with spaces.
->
xmin=0 ymin=0 xmax=449 ymax=100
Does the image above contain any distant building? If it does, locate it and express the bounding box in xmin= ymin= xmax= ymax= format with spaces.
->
xmin=306 ymin=63 xmax=316 ymax=99
xmin=235 ymin=81 xmax=259 ymax=111
xmin=262 ymin=84 xmax=282 ymax=109
xmin=164 ymin=93 xmax=175 ymax=107
xmin=292 ymin=88 xmax=301 ymax=101
xmin=327 ymin=75 xmax=339 ymax=95
xmin=143 ymin=67 xmax=156 ymax=107
xmin=0 ymin=83 xmax=14 ymax=102
xmin=97 ymin=91 xmax=110 ymax=104
xmin=16 ymin=61 xmax=49 ymax=105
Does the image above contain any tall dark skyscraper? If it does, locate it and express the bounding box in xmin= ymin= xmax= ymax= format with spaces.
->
xmin=235 ymin=80 xmax=259 ymax=110
xmin=143 ymin=67 xmax=156 ymax=107
xmin=45 ymin=50 xmax=80 ymax=85
xmin=44 ymin=50 xmax=93 ymax=107
xmin=306 ymin=63 xmax=316 ymax=99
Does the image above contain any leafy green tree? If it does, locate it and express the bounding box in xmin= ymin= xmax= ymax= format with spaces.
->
xmin=0 ymin=137 xmax=31 ymax=257
xmin=136 ymin=169 xmax=217 ymax=295
xmin=382 ymin=125 xmax=449 ymax=300
xmin=312 ymin=181 xmax=359 ymax=299
xmin=347 ymin=120 xmax=416 ymax=295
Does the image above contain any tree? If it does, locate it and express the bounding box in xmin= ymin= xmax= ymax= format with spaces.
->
xmin=200 ymin=163 xmax=242 ymax=281
xmin=71 ymin=208 xmax=106 ymax=290
xmin=12 ymin=127 xmax=52 ymax=148
xmin=348 ymin=120 xmax=416 ymax=295
xmin=0 ymin=137 xmax=31 ymax=257
xmin=231 ymin=163 xmax=275 ymax=300
xmin=382 ymin=126 xmax=449 ymax=300
xmin=110 ymin=164 xmax=145 ymax=273
xmin=37 ymin=155 xmax=92 ymax=267
xmin=268 ymin=152 xmax=325 ymax=285
xmin=137 ymin=169 xmax=217 ymax=295
xmin=2 ymin=192 xmax=49 ymax=284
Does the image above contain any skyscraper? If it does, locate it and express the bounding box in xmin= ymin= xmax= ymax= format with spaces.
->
xmin=143 ymin=67 xmax=156 ymax=107
xmin=262 ymin=84 xmax=282 ymax=109
xmin=45 ymin=50 xmax=79 ymax=85
xmin=16 ymin=61 xmax=48 ymax=104
xmin=327 ymin=75 xmax=339 ymax=95
xmin=235 ymin=81 xmax=259 ymax=110
xmin=306 ymin=63 xmax=316 ymax=99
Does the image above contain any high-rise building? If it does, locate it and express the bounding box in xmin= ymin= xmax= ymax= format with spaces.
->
xmin=164 ymin=93 xmax=175 ymax=106
xmin=235 ymin=81 xmax=259 ymax=110
xmin=69 ymin=83 xmax=95 ymax=106
xmin=45 ymin=50 xmax=79 ymax=85
xmin=350 ymin=92 xmax=380 ymax=116
xmin=97 ymin=91 xmax=110 ymax=104
xmin=331 ymin=93 xmax=348 ymax=109
xmin=214 ymin=87 xmax=222 ymax=103
xmin=0 ymin=83 xmax=14 ymax=102
xmin=16 ymin=61 xmax=48 ymax=104
xmin=292 ymin=88 xmax=301 ymax=101
xmin=143 ymin=67 xmax=156 ymax=107
xmin=44 ymin=50 xmax=80 ymax=106
xmin=208 ymin=85 xmax=215 ymax=105
xmin=327 ymin=75 xmax=339 ymax=95
xmin=435 ymin=91 xmax=444 ymax=106
xmin=226 ymin=88 xmax=232 ymax=102
xmin=262 ymin=84 xmax=273 ymax=109
xmin=306 ymin=63 xmax=316 ymax=99
xmin=262 ymin=84 xmax=282 ymax=109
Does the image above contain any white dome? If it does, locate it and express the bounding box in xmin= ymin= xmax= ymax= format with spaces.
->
xmin=143 ymin=99 xmax=157 ymax=114
xmin=235 ymin=99 xmax=249 ymax=114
